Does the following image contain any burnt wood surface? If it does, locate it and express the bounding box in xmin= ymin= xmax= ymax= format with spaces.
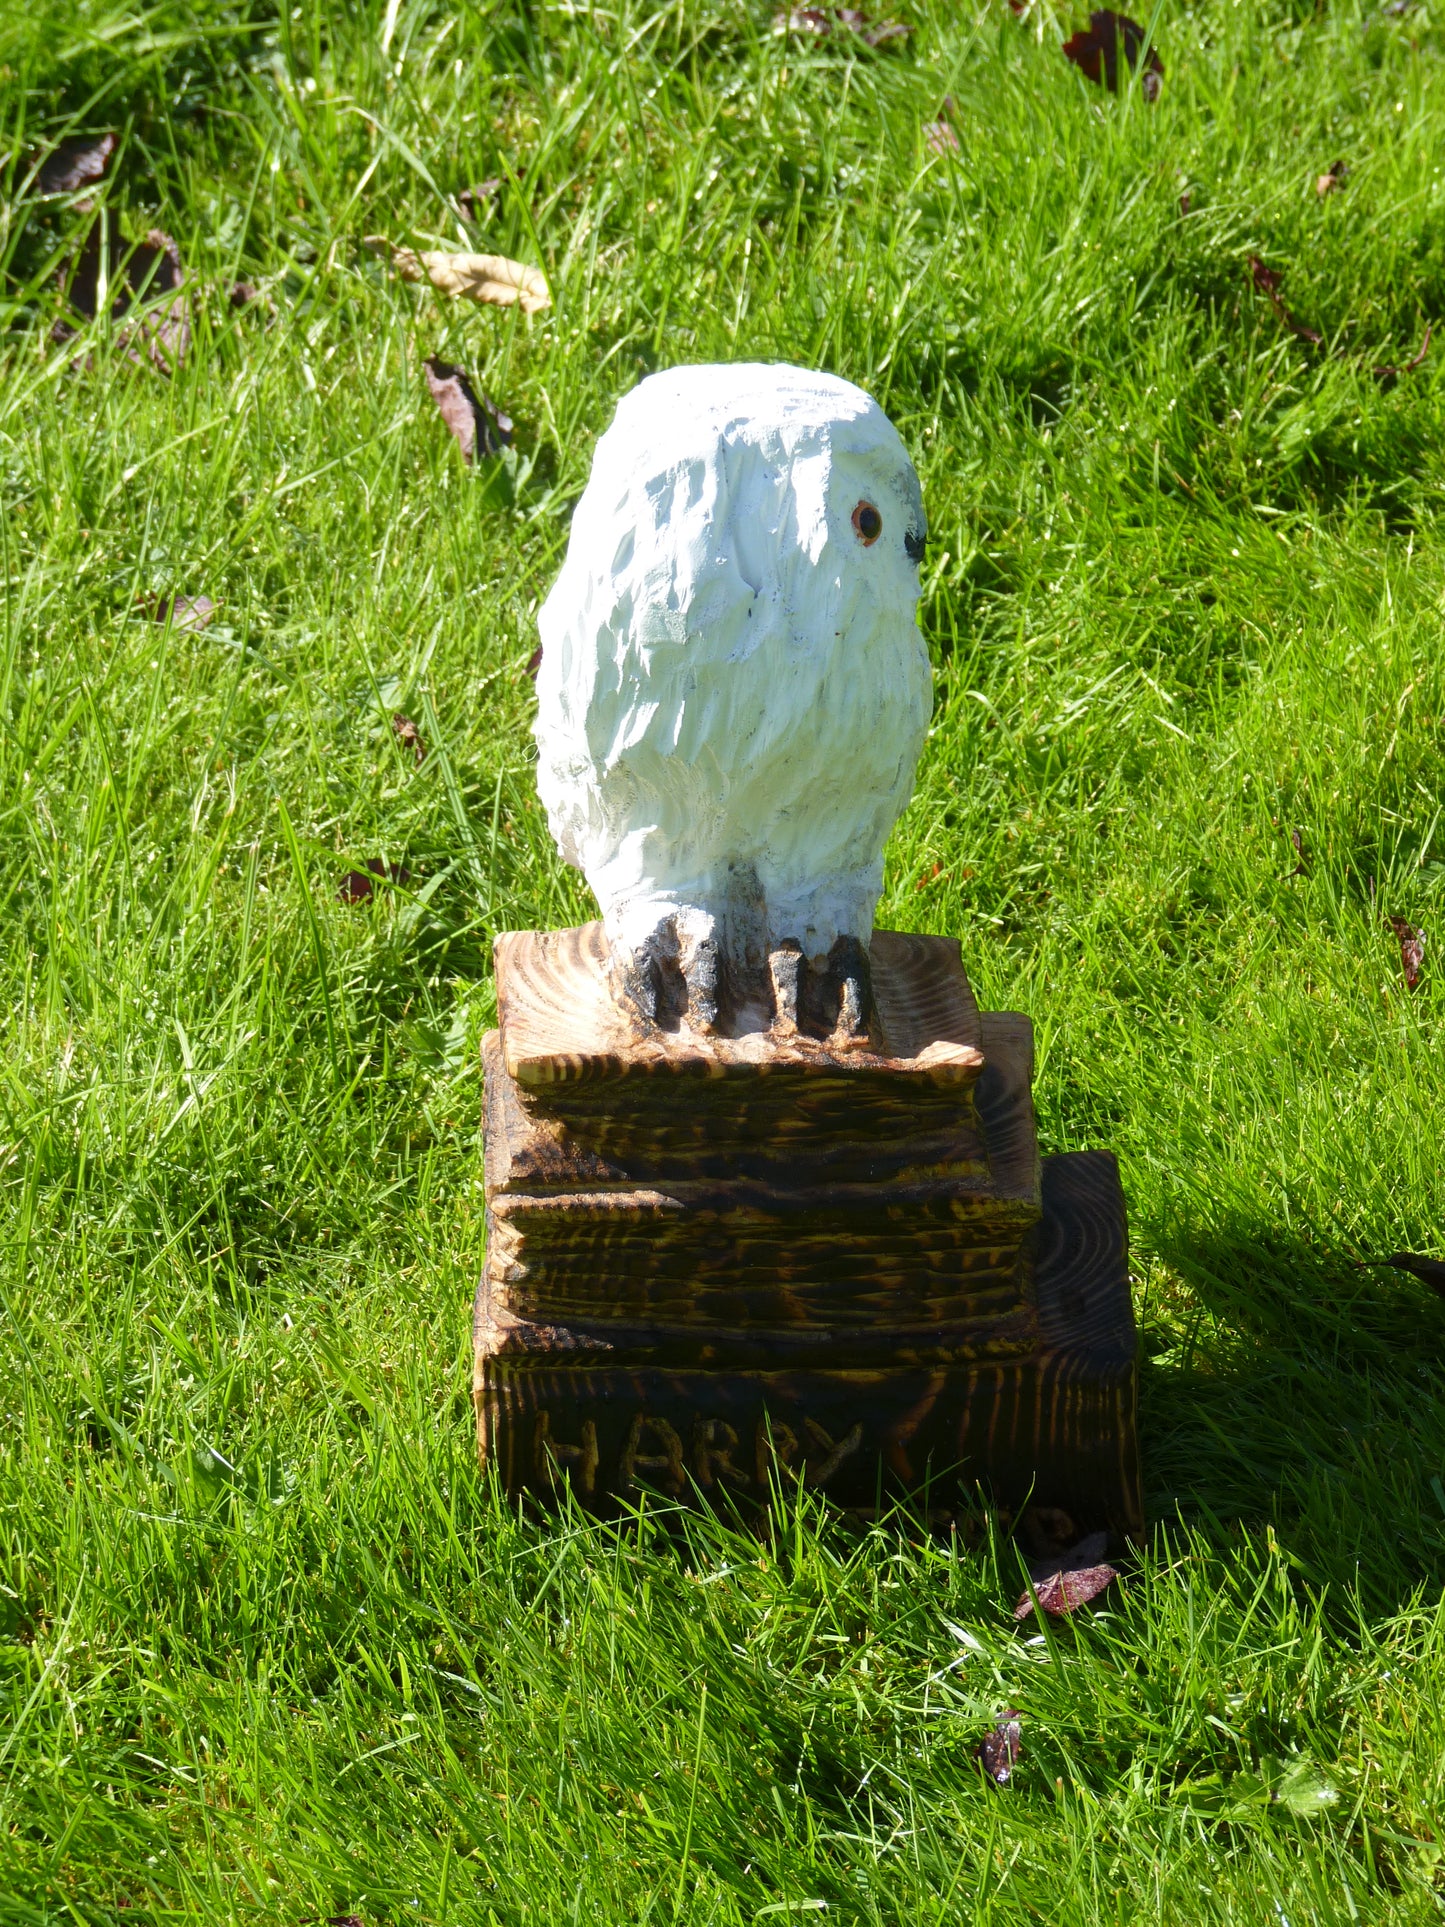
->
xmin=477 ymin=924 xmax=1142 ymax=1540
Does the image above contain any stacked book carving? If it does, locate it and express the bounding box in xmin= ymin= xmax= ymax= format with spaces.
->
xmin=477 ymin=922 xmax=1141 ymax=1536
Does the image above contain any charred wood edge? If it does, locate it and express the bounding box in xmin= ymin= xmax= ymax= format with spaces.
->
xmin=474 ymin=1151 xmax=1142 ymax=1539
xmin=493 ymin=923 xmax=983 ymax=1086
xmin=476 ymin=1298 xmax=1043 ymax=1368
xmin=480 ymin=1011 xmax=1037 ymax=1203
xmin=483 ymin=1030 xmax=995 ymax=1191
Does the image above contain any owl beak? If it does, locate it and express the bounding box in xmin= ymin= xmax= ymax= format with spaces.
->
xmin=904 ymin=528 xmax=927 ymax=565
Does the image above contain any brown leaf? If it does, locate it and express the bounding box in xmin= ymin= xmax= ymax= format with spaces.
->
xmin=371 ymin=239 xmax=550 ymax=314
xmin=1248 ymin=258 xmax=1429 ymax=381
xmin=1316 ymin=158 xmax=1349 ymax=198
xmin=1063 ymin=11 xmax=1163 ymax=99
xmin=59 ymin=223 xmax=190 ymax=370
xmin=338 ymin=859 xmax=412 ymax=905
xmin=773 ymin=6 xmax=912 ymax=46
xmin=978 ymin=1711 xmax=1023 ymax=1785
xmin=150 ymin=594 xmax=215 ymax=631
xmin=1014 ymin=1529 xmax=1118 ymax=1619
xmin=1372 ymin=323 xmax=1432 ymax=383
xmin=36 ymin=132 xmax=116 ymax=195
xmin=423 ymin=357 xmax=513 ymax=463
xmin=1247 ymin=255 xmax=1323 ymax=346
xmin=458 ymin=179 xmax=503 ymax=218
xmin=1385 ymin=1252 xmax=1445 ymax=1293
xmin=526 ymin=645 xmax=543 ymax=680
xmin=1388 ymin=915 xmax=1425 ymax=990
xmin=393 ymin=713 xmax=427 ymax=764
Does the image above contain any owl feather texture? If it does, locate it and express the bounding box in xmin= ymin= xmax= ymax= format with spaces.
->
xmin=534 ymin=362 xmax=931 ymax=1040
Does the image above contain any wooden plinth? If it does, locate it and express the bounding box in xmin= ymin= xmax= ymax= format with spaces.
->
xmin=477 ymin=923 xmax=1142 ymax=1540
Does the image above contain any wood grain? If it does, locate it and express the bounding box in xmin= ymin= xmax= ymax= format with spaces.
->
xmin=474 ymin=1151 xmax=1141 ymax=1538
xmin=477 ymin=923 xmax=1142 ymax=1539
xmin=495 ymin=923 xmax=984 ymax=1086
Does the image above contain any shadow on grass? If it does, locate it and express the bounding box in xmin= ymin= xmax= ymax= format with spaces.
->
xmin=1140 ymin=1214 xmax=1445 ymax=1610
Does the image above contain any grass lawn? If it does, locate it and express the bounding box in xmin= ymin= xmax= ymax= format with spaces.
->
xmin=1 ymin=0 xmax=1444 ymax=1918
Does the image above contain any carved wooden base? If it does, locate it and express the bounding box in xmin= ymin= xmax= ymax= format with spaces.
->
xmin=477 ymin=923 xmax=1142 ymax=1540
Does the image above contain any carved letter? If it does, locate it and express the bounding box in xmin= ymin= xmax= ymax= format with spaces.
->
xmin=754 ymin=1416 xmax=801 ymax=1487
xmin=803 ymin=1418 xmax=863 ymax=1488
xmin=534 ymin=1410 xmax=599 ymax=1496
xmin=693 ymin=1417 xmax=750 ymax=1488
xmin=619 ymin=1414 xmax=686 ymax=1493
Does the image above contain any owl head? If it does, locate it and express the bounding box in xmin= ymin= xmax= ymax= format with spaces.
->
xmin=536 ymin=364 xmax=927 ymax=739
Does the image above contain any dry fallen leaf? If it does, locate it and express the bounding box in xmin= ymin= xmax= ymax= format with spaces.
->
xmin=59 ymin=223 xmax=191 ymax=370
xmin=37 ymin=131 xmax=116 ymax=195
xmin=1389 ymin=915 xmax=1425 ymax=989
xmin=151 ymin=594 xmax=215 ymax=631
xmin=978 ymin=1711 xmax=1023 ymax=1786
xmin=1063 ymin=10 xmax=1162 ymax=99
xmin=773 ymin=6 xmax=912 ymax=47
xmin=1249 ymin=258 xmax=1431 ymax=381
xmin=393 ymin=714 xmax=427 ymax=765
xmin=338 ymin=859 xmax=412 ymax=905
xmin=423 ymin=357 xmax=513 ymax=462
xmin=1014 ymin=1529 xmax=1118 ymax=1619
xmin=370 ymin=239 xmax=550 ymax=314
xmin=1372 ymin=324 xmax=1432 ymax=383
xmin=1316 ymin=158 xmax=1349 ymax=198
xmin=526 ymin=645 xmax=543 ymax=680
xmin=458 ymin=179 xmax=503 ymax=218
xmin=1385 ymin=1252 xmax=1445 ymax=1293
xmin=1247 ymin=255 xmax=1323 ymax=346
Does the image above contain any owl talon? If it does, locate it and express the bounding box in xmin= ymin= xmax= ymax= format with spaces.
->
xmin=617 ymin=930 xmax=687 ymax=1030
xmin=682 ymin=937 xmax=721 ymax=1034
xmin=767 ymin=942 xmax=802 ymax=1035
xmin=821 ymin=935 xmax=873 ymax=1044
xmin=834 ymin=967 xmax=868 ymax=1043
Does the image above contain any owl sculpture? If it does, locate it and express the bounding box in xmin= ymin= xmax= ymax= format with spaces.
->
xmin=533 ymin=362 xmax=931 ymax=1041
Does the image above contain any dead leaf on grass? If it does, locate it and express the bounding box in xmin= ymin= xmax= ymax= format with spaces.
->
xmin=526 ymin=645 xmax=543 ymax=680
xmin=369 ymin=238 xmax=550 ymax=314
xmin=1247 ymin=255 xmax=1323 ymax=345
xmin=1384 ymin=1252 xmax=1445 ymax=1293
xmin=978 ymin=1711 xmax=1023 ymax=1785
xmin=423 ymin=357 xmax=513 ymax=462
xmin=338 ymin=859 xmax=413 ymax=905
xmin=1014 ymin=1529 xmax=1118 ymax=1619
xmin=1248 ymin=258 xmax=1432 ymax=380
xmin=1316 ymin=158 xmax=1349 ymax=198
xmin=1371 ymin=323 xmax=1432 ymax=382
xmin=37 ymin=131 xmax=116 ymax=195
xmin=58 ymin=222 xmax=191 ymax=369
xmin=393 ymin=713 xmax=427 ymax=764
xmin=1063 ymin=11 xmax=1163 ymax=100
xmin=773 ymin=7 xmax=912 ymax=47
xmin=458 ymin=179 xmax=503 ymax=218
xmin=924 ymin=102 xmax=960 ymax=154
xmin=1388 ymin=915 xmax=1425 ymax=989
xmin=149 ymin=594 xmax=216 ymax=631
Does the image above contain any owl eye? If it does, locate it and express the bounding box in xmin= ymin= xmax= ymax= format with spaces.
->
xmin=852 ymin=501 xmax=883 ymax=545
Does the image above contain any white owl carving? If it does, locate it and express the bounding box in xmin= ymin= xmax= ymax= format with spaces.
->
xmin=533 ymin=362 xmax=931 ymax=1039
